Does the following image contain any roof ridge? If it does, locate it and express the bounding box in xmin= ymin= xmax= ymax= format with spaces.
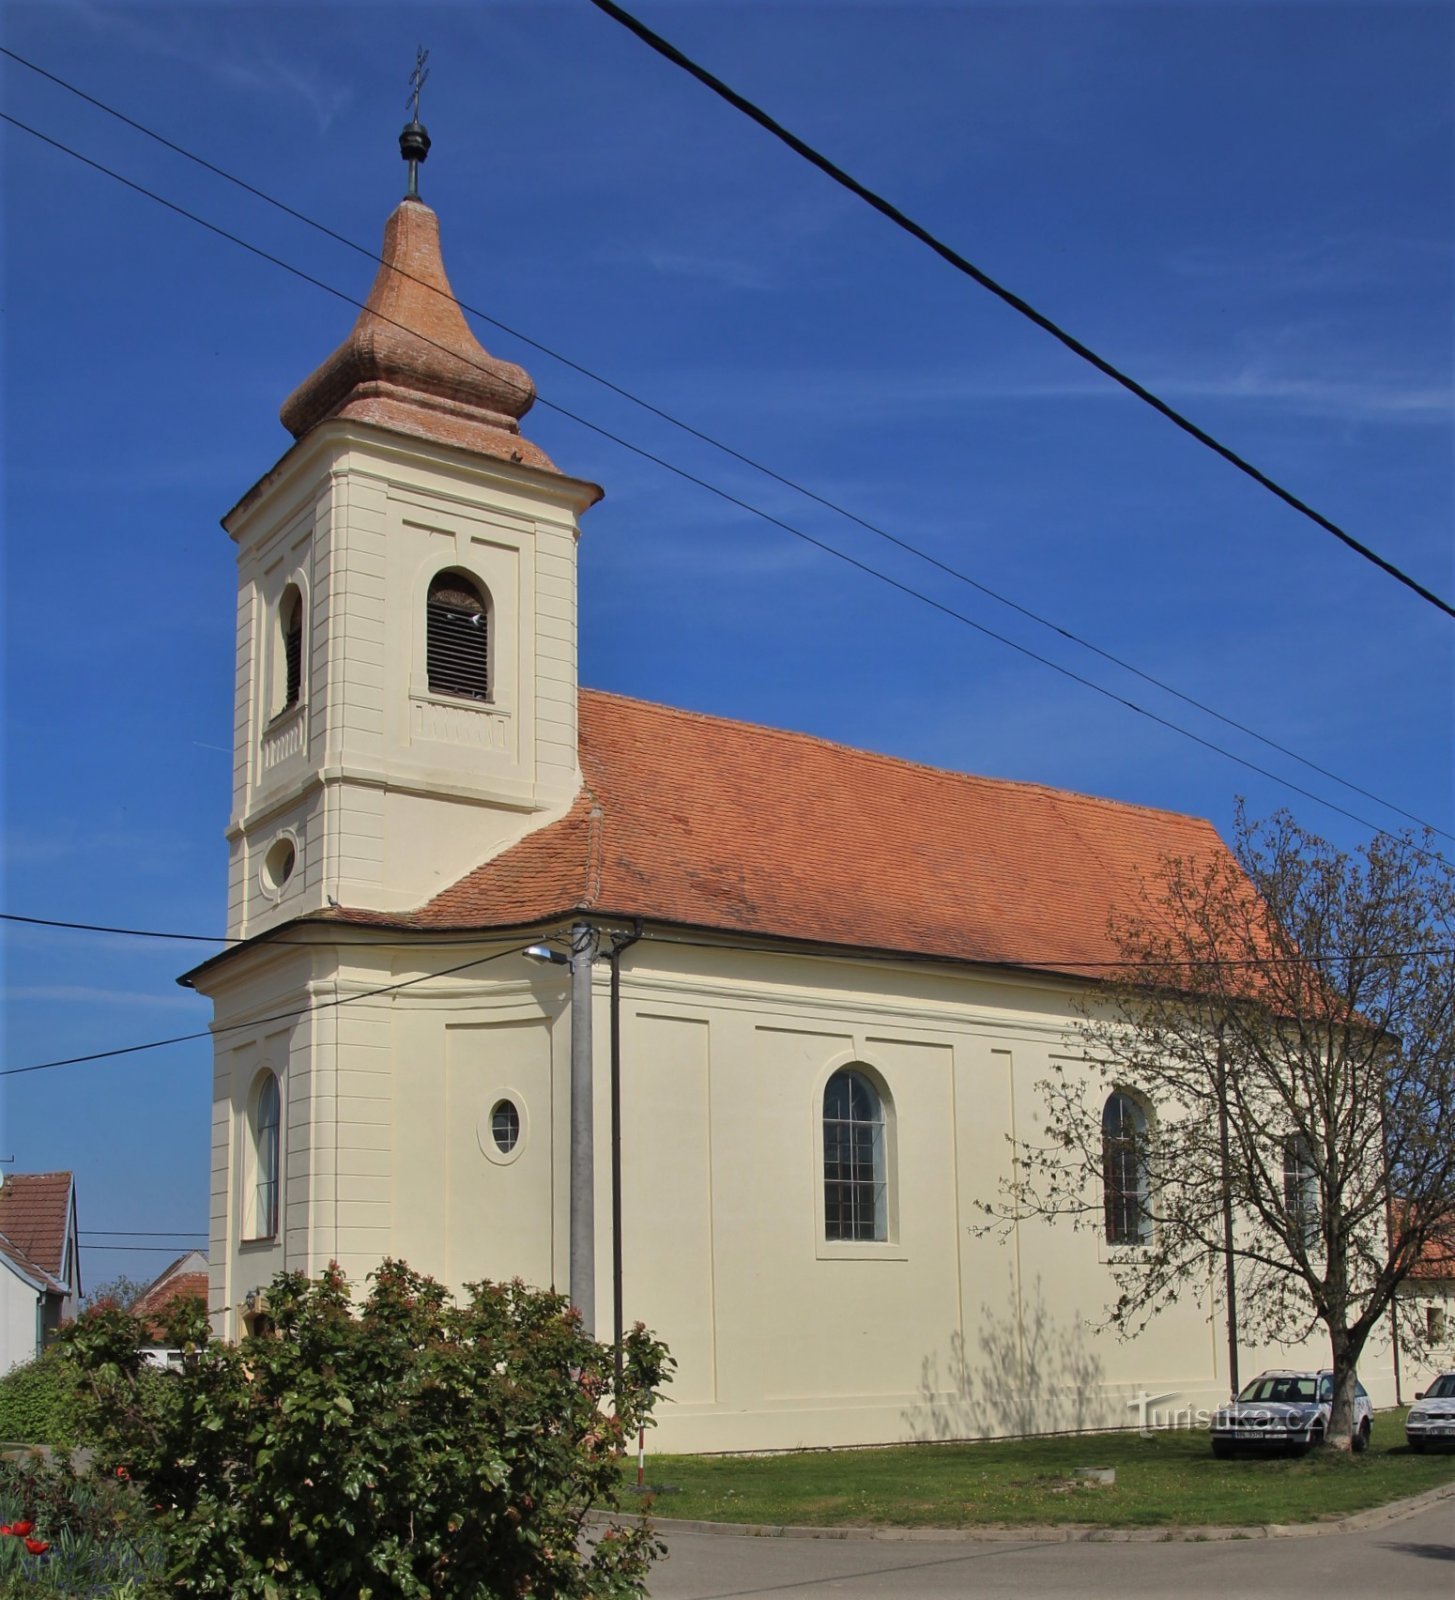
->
xmin=580 ymin=687 xmax=1213 ymax=829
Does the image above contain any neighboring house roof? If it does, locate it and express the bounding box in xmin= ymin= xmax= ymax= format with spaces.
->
xmin=131 ymin=1251 xmax=209 ymax=1340
xmin=0 ymin=1233 xmax=67 ymax=1297
xmin=1408 ymin=1226 xmax=1455 ymax=1283
xmin=0 ymin=1173 xmax=75 ymax=1284
xmin=333 ymin=690 xmax=1232 ymax=982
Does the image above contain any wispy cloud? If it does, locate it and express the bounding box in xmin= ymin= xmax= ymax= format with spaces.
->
xmin=71 ymin=2 xmax=352 ymax=132
xmin=1166 ymin=234 xmax=1452 ymax=295
xmin=0 ymin=827 xmax=204 ymax=870
xmin=636 ymin=249 xmax=779 ymax=292
xmin=729 ymin=359 xmax=1451 ymax=425
xmin=5 ymin=985 xmax=200 ymax=1011
xmin=1150 ymin=367 xmax=1452 ymax=421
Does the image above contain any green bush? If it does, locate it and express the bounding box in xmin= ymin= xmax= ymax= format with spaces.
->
xmin=63 ymin=1260 xmax=673 ymax=1598
xmin=0 ymin=1350 xmax=80 ymax=1447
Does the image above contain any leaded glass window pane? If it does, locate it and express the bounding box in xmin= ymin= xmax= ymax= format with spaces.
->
xmin=1102 ymin=1091 xmax=1149 ymax=1246
xmin=823 ymin=1069 xmax=886 ymax=1242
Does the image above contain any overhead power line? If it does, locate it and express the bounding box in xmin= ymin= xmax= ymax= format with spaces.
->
xmin=1 ymin=910 xmax=568 ymax=950
xmin=8 ymin=909 xmax=1454 ymax=973
xmin=80 ymin=1243 xmax=207 ymax=1253
xmin=12 ymin=913 xmax=1452 ymax=1078
xmin=2 ymin=940 xmax=534 ymax=1078
xmin=585 ymin=0 xmax=1455 ymax=624
xmin=0 ymin=50 xmax=1447 ymax=847
xmin=1 ymin=109 xmax=1449 ymax=863
xmin=82 ymin=1230 xmax=207 ymax=1238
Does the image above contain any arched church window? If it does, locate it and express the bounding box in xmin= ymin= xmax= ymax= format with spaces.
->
xmin=823 ymin=1068 xmax=888 ymax=1242
xmin=1102 ymin=1091 xmax=1151 ymax=1246
xmin=248 ymin=1071 xmax=281 ymax=1241
xmin=427 ymin=570 xmax=490 ymax=700
xmin=281 ymin=586 xmax=304 ymax=710
xmin=1283 ymin=1133 xmax=1320 ymax=1246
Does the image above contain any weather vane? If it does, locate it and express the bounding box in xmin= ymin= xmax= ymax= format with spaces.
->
xmin=400 ymin=45 xmax=432 ymax=200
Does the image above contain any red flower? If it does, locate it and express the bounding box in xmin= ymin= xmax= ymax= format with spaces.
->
xmin=11 ymin=1522 xmax=32 ymax=1536
xmin=115 ymin=1466 xmax=130 ymax=1480
xmin=23 ymin=1538 xmax=50 ymax=1555
xmin=0 ymin=1524 xmax=12 ymax=1536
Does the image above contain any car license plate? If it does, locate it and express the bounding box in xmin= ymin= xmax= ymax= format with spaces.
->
xmin=1235 ymin=1430 xmax=1268 ymax=1440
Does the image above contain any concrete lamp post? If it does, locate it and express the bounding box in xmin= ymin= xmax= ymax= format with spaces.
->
xmin=525 ymin=926 xmax=596 ymax=1335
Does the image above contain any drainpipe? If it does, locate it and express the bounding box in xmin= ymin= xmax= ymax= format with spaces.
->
xmin=607 ymin=921 xmax=644 ymax=1411
xmin=569 ymin=922 xmax=597 ymax=1335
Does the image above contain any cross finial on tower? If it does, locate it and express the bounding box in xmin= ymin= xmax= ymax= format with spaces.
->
xmin=407 ymin=45 xmax=430 ymax=122
xmin=399 ymin=45 xmax=432 ymax=200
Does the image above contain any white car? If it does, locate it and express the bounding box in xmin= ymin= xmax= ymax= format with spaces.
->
xmin=1210 ymin=1368 xmax=1372 ymax=1456
xmin=1405 ymin=1372 xmax=1455 ymax=1452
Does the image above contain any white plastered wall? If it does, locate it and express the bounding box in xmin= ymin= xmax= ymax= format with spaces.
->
xmin=0 ymin=1268 xmax=39 ymax=1375
xmin=197 ymin=931 xmax=1396 ymax=1450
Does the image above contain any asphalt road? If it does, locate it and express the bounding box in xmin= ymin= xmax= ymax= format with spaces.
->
xmin=644 ymin=1498 xmax=1455 ymax=1599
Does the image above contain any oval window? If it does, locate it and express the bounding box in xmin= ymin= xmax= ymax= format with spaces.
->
xmin=490 ymin=1099 xmax=520 ymax=1154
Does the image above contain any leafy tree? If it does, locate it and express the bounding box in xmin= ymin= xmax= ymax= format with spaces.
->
xmin=62 ymin=1260 xmax=672 ymax=1597
xmin=83 ymin=1273 xmax=149 ymax=1312
xmin=986 ymin=809 xmax=1455 ymax=1450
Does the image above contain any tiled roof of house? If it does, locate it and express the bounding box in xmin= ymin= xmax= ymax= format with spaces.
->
xmin=132 ymin=1253 xmax=209 ymax=1339
xmin=342 ymin=690 xmax=1232 ymax=981
xmin=0 ymin=1233 xmax=67 ymax=1296
xmin=1410 ymin=1226 xmax=1455 ymax=1282
xmin=0 ymin=1173 xmax=74 ymax=1282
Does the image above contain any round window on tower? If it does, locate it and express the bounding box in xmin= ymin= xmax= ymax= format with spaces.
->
xmin=261 ymin=835 xmax=298 ymax=897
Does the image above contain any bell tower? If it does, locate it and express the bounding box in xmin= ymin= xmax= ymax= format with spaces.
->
xmin=222 ymin=110 xmax=600 ymax=938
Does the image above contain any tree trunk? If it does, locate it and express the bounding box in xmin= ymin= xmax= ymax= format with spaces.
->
xmin=1325 ymin=1329 xmax=1360 ymax=1452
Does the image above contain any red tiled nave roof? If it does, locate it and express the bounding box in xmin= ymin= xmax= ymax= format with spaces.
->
xmin=351 ymin=690 xmax=1232 ymax=982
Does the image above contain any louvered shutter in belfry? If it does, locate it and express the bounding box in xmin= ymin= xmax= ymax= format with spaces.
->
xmin=427 ymin=574 xmax=489 ymax=700
xmin=283 ymin=593 xmax=304 ymax=708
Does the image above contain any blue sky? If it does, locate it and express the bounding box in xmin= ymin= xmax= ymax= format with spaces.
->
xmin=2 ymin=1 xmax=1451 ymax=1288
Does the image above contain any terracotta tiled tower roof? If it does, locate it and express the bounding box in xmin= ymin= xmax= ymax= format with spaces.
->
xmin=280 ymin=199 xmax=560 ymax=474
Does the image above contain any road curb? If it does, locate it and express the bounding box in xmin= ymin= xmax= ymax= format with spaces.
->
xmin=591 ymin=1476 xmax=1455 ymax=1545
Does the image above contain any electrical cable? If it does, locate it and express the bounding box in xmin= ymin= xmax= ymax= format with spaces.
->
xmin=0 ymin=109 xmax=1448 ymax=864
xmin=82 ymin=1231 xmax=208 ymax=1238
xmin=0 ymin=909 xmax=579 ymax=950
xmin=584 ymin=0 xmax=1455 ymax=623
xmin=77 ymin=1243 xmax=209 ymax=1253
xmin=637 ymin=926 xmax=1455 ymax=973
xmin=7 ymin=905 xmax=1450 ymax=1079
xmin=0 ymin=45 xmax=1445 ymax=841
xmin=2 ymin=939 xmax=535 ymax=1078
xmin=7 ymin=909 xmax=1453 ymax=973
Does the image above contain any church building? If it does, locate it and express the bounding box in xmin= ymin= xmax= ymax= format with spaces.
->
xmin=184 ymin=126 xmax=1396 ymax=1452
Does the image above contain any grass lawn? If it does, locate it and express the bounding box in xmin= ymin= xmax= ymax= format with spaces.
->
xmin=625 ymin=1410 xmax=1455 ymax=1529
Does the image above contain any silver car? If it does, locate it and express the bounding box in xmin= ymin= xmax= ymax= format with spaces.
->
xmin=1405 ymin=1372 xmax=1455 ymax=1452
xmin=1210 ymin=1369 xmax=1372 ymax=1456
